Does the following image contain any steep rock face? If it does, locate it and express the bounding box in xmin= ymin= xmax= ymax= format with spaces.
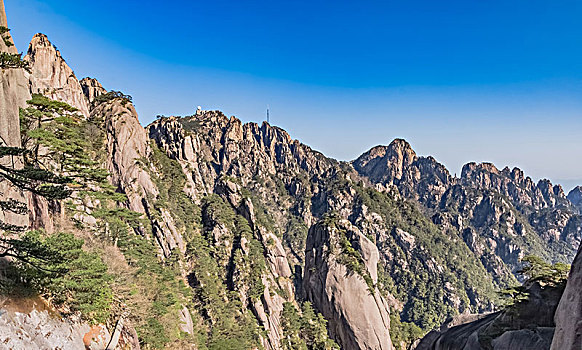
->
xmin=461 ymin=163 xmax=581 ymax=256
xmin=214 ymin=179 xmax=295 ymax=350
xmin=304 ymin=219 xmax=393 ymax=350
xmin=146 ymin=114 xmax=339 ymax=349
xmin=438 ymin=184 xmax=546 ymax=281
xmin=92 ymin=95 xmax=185 ymax=257
xmin=551 ymin=244 xmax=582 ymax=350
xmin=25 ymin=33 xmax=90 ymax=118
xmin=415 ymin=282 xmax=562 ymax=350
xmin=0 ymin=0 xmax=30 ymax=230
xmin=80 ymin=77 xmax=107 ymax=103
xmin=353 ymin=139 xmax=417 ymax=185
xmin=0 ymin=0 xmax=16 ymax=54
xmin=567 ymin=186 xmax=582 ymax=213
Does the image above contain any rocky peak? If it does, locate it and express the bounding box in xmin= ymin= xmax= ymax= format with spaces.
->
xmin=353 ymin=139 xmax=452 ymax=207
xmin=0 ymin=0 xmax=16 ymax=54
xmin=80 ymin=77 xmax=107 ymax=103
xmin=0 ymin=0 xmax=6 ymax=27
xmin=567 ymin=186 xmax=582 ymax=213
xmin=25 ymin=33 xmax=90 ymax=118
xmin=461 ymin=162 xmax=568 ymax=210
xmin=353 ymin=138 xmax=418 ymax=185
xmin=147 ymin=111 xmax=336 ymax=200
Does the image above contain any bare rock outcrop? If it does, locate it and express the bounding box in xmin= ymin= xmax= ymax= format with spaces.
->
xmin=0 ymin=0 xmax=30 ymax=230
xmin=25 ymin=33 xmax=90 ymax=118
xmin=551 ymin=244 xmax=582 ymax=350
xmin=304 ymin=218 xmax=393 ymax=350
xmin=415 ymin=282 xmax=562 ymax=350
xmin=93 ymin=96 xmax=185 ymax=257
xmin=80 ymin=77 xmax=107 ymax=103
xmin=567 ymin=186 xmax=582 ymax=214
xmin=147 ymin=113 xmax=336 ymax=201
xmin=0 ymin=0 xmax=16 ymax=54
xmin=354 ymin=140 xmax=581 ymax=277
xmin=0 ymin=308 xmax=93 ymax=349
xmin=461 ymin=163 xmax=570 ymax=211
xmin=352 ymin=139 xmax=452 ymax=208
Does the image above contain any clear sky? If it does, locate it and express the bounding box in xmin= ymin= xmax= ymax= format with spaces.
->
xmin=6 ymin=0 xmax=582 ymax=191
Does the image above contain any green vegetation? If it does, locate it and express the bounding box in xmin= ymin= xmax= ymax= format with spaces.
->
xmin=354 ymin=183 xmax=499 ymax=329
xmin=317 ymin=173 xmax=500 ymax=334
xmin=149 ymin=144 xmax=201 ymax=241
xmin=2 ymin=95 xmax=196 ymax=347
xmin=94 ymin=90 xmax=133 ymax=106
xmin=281 ymin=302 xmax=339 ymax=350
xmin=518 ymin=255 xmax=569 ymax=287
xmin=499 ymin=255 xmax=570 ymax=308
xmin=0 ymin=26 xmax=13 ymax=47
xmin=0 ymin=52 xmax=30 ymax=71
xmin=389 ymin=311 xmax=424 ymax=349
xmin=337 ymin=232 xmax=375 ymax=292
xmin=5 ymin=231 xmax=113 ymax=323
xmin=177 ymin=116 xmax=202 ymax=134
xmin=284 ymin=214 xmax=309 ymax=261
xmin=20 ymin=94 xmax=124 ymax=206
xmin=188 ymin=218 xmax=263 ymax=350
xmin=115 ymin=233 xmax=196 ymax=348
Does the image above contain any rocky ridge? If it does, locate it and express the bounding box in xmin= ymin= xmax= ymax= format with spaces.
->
xmin=353 ymin=140 xmax=580 ymax=278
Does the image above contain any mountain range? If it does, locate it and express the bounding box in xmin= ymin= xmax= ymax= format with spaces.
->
xmin=0 ymin=2 xmax=581 ymax=349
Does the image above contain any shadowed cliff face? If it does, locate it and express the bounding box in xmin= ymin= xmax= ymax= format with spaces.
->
xmin=551 ymin=243 xmax=582 ymax=350
xmin=415 ymin=282 xmax=563 ymax=350
xmin=567 ymin=186 xmax=582 ymax=213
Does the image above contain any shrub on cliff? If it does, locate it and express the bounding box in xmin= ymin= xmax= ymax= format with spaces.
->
xmin=6 ymin=231 xmax=113 ymax=324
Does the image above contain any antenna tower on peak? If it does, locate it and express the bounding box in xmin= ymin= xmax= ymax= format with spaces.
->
xmin=266 ymin=106 xmax=270 ymax=124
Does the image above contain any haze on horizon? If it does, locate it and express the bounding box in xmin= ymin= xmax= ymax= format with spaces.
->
xmin=6 ymin=0 xmax=582 ymax=191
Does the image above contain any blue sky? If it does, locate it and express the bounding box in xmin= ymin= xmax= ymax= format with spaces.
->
xmin=6 ymin=0 xmax=582 ymax=191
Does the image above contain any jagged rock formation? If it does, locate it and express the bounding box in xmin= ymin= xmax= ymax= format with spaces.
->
xmin=92 ymin=95 xmax=186 ymax=257
xmin=353 ymin=139 xmax=452 ymax=207
xmin=147 ymin=113 xmax=335 ymax=201
xmin=460 ymin=163 xmax=569 ymax=210
xmin=353 ymin=139 xmax=581 ymax=280
xmin=415 ymin=282 xmax=562 ymax=350
xmin=551 ymin=243 xmax=582 ymax=350
xmin=80 ymin=77 xmax=107 ymax=103
xmin=25 ymin=33 xmax=90 ymax=118
xmin=304 ymin=218 xmax=393 ymax=350
xmin=567 ymin=186 xmax=582 ymax=213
